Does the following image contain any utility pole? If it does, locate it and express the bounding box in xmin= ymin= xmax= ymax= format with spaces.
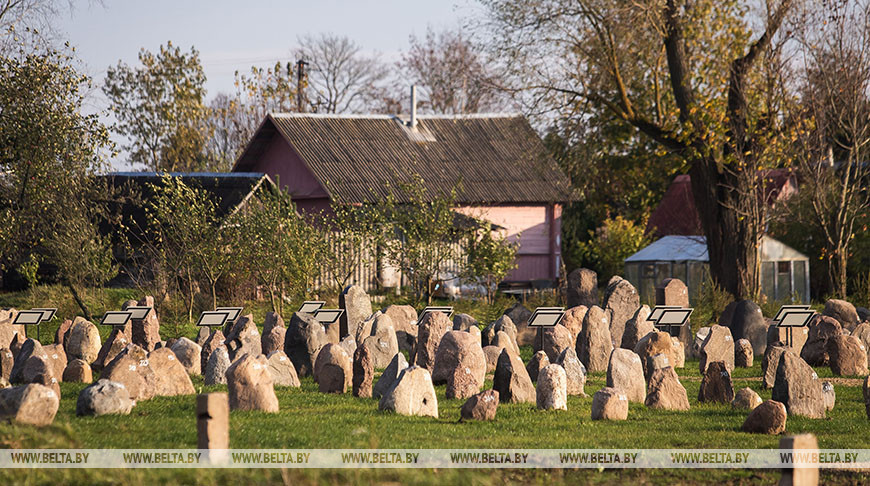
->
xmin=296 ymin=59 xmax=308 ymax=113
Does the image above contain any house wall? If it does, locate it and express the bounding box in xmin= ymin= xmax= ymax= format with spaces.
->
xmin=242 ymin=135 xmax=563 ymax=285
xmin=454 ymin=204 xmax=562 ymax=282
xmin=257 ymin=135 xmax=329 ymax=201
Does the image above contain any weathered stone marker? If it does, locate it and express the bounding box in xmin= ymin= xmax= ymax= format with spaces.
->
xmin=779 ymin=434 xmax=819 ymax=486
xmin=197 ymin=392 xmax=229 ymax=461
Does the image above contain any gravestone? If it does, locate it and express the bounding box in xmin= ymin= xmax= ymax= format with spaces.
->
xmin=606 ymin=348 xmax=645 ymax=403
xmin=698 ymin=325 xmax=735 ymax=373
xmin=130 ymin=296 xmax=160 ymax=351
xmin=460 ymin=389 xmax=499 ymax=421
xmin=313 ymin=343 xmax=352 ymax=394
xmin=526 ymin=351 xmax=549 ymax=383
xmin=823 ymin=299 xmax=859 ymax=332
xmin=372 ymin=353 xmax=408 ymax=400
xmin=383 ymin=305 xmax=418 ymax=356
xmin=200 ymin=330 xmax=226 ymax=376
xmin=378 ymin=366 xmax=438 ymax=418
xmin=204 ymin=347 xmax=230 ymax=386
xmin=284 ymin=312 xmax=327 ymax=378
xmin=591 ymin=387 xmax=628 ymax=420
xmin=225 ymin=354 xmax=279 ymax=412
xmin=339 ymin=285 xmax=372 ymax=339
xmin=742 ymin=400 xmax=787 ymax=434
xmin=556 ymin=347 xmax=587 ymax=396
xmin=621 ymin=305 xmax=653 ymax=351
xmin=800 ymin=315 xmax=842 ymax=366
xmin=826 ymin=334 xmax=868 ymax=376
xmin=732 ymin=387 xmax=763 ymax=410
xmin=724 ymin=300 xmax=768 ymax=357
xmin=0 ymin=384 xmax=58 ymax=426
xmin=76 ymin=379 xmax=134 ymax=416
xmin=698 ymin=361 xmax=734 ymax=403
xmin=772 ymin=350 xmax=825 ymax=418
xmin=567 ymin=268 xmax=598 ymax=308
xmin=493 ymin=349 xmax=535 ymax=403
xmin=352 ymin=344 xmax=374 ymax=398
xmin=576 ymin=305 xmax=612 ymax=373
xmin=644 ymin=367 xmax=689 ymax=411
xmin=266 ymin=350 xmax=300 ymax=387
xmin=735 ymin=338 xmax=753 ymax=368
xmin=655 ymin=278 xmax=693 ymax=349
xmin=536 ymin=364 xmax=567 ymax=411
xmin=603 ymin=277 xmax=640 ymax=349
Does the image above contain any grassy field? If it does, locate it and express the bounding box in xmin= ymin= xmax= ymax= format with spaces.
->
xmin=2 ymin=286 xmax=870 ymax=484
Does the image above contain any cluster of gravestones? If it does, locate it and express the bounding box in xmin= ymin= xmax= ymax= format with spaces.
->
xmin=1 ymin=273 xmax=870 ymax=446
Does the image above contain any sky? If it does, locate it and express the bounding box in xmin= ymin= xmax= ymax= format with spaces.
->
xmin=56 ymin=0 xmax=476 ymax=168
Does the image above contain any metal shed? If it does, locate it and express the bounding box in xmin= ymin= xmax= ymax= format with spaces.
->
xmin=624 ymin=235 xmax=810 ymax=303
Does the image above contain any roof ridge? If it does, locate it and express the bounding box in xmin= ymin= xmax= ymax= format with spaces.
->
xmin=269 ymin=112 xmax=523 ymax=120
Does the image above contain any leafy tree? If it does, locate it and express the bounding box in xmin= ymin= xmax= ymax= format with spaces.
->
xmin=142 ymin=175 xmax=216 ymax=322
xmin=104 ymin=41 xmax=209 ymax=171
xmin=0 ymin=43 xmax=114 ymax=317
xmin=236 ymin=188 xmax=321 ymax=314
xmin=480 ymin=0 xmax=799 ymax=299
xmin=575 ymin=216 xmax=652 ymax=284
xmin=463 ymin=222 xmax=518 ymax=304
xmin=205 ymin=62 xmax=298 ymax=170
xmin=376 ymin=175 xmax=472 ymax=303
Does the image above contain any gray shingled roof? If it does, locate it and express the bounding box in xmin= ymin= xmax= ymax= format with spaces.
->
xmin=233 ymin=113 xmax=573 ymax=204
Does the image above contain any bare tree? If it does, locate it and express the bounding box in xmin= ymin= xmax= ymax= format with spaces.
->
xmin=785 ymin=0 xmax=870 ymax=298
xmin=294 ymin=33 xmax=389 ymax=114
xmin=480 ymin=0 xmax=799 ymax=299
xmin=398 ymin=26 xmax=511 ymax=114
xmin=0 ymin=0 xmax=86 ymax=53
xmin=206 ymin=62 xmax=297 ymax=169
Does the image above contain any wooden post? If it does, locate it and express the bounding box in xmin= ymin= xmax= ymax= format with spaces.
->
xmin=197 ymin=393 xmax=229 ymax=462
xmin=779 ymin=434 xmax=819 ymax=486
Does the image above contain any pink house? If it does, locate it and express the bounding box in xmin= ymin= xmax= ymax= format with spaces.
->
xmin=232 ymin=113 xmax=572 ymax=286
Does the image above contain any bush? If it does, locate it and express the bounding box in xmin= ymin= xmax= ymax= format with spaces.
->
xmin=576 ymin=216 xmax=651 ymax=284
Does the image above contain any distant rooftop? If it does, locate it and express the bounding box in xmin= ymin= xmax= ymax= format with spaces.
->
xmin=233 ymin=113 xmax=573 ymax=205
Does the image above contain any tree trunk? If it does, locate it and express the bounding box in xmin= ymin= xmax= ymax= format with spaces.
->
xmin=67 ymin=283 xmax=92 ymax=322
xmin=831 ymin=246 xmax=848 ymax=298
xmin=689 ymin=159 xmax=759 ymax=300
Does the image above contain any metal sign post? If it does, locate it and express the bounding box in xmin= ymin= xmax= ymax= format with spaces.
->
xmin=648 ymin=306 xmax=693 ymax=337
xmin=774 ymin=308 xmax=815 ymax=348
xmin=298 ymin=301 xmax=326 ymax=314
xmin=528 ymin=307 xmax=566 ymax=352
xmin=196 ymin=311 xmax=232 ymax=328
xmin=215 ymin=307 xmax=243 ymax=324
xmin=419 ymin=306 xmax=454 ymax=321
xmin=125 ymin=306 xmax=153 ymax=320
xmin=13 ymin=310 xmax=46 ymax=341
xmin=313 ymin=309 xmax=345 ymax=325
xmin=99 ymin=311 xmax=134 ymax=332
xmin=30 ymin=308 xmax=57 ymax=343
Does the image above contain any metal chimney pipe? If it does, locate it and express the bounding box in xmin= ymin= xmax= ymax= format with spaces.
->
xmin=410 ymin=85 xmax=417 ymax=129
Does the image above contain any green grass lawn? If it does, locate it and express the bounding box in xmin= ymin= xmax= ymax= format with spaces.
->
xmin=2 ymin=286 xmax=870 ymax=484
xmin=0 ymin=358 xmax=869 ymax=484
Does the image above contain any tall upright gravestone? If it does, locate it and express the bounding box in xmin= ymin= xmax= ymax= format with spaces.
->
xmin=655 ymin=278 xmax=693 ymax=351
xmin=339 ymin=285 xmax=372 ymax=340
xmin=567 ymin=268 xmax=598 ymax=308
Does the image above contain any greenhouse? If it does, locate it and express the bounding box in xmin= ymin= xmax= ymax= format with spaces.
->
xmin=624 ymin=235 xmax=810 ymax=303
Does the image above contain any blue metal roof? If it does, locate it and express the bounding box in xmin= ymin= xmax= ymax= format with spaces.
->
xmin=624 ymin=235 xmax=709 ymax=263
